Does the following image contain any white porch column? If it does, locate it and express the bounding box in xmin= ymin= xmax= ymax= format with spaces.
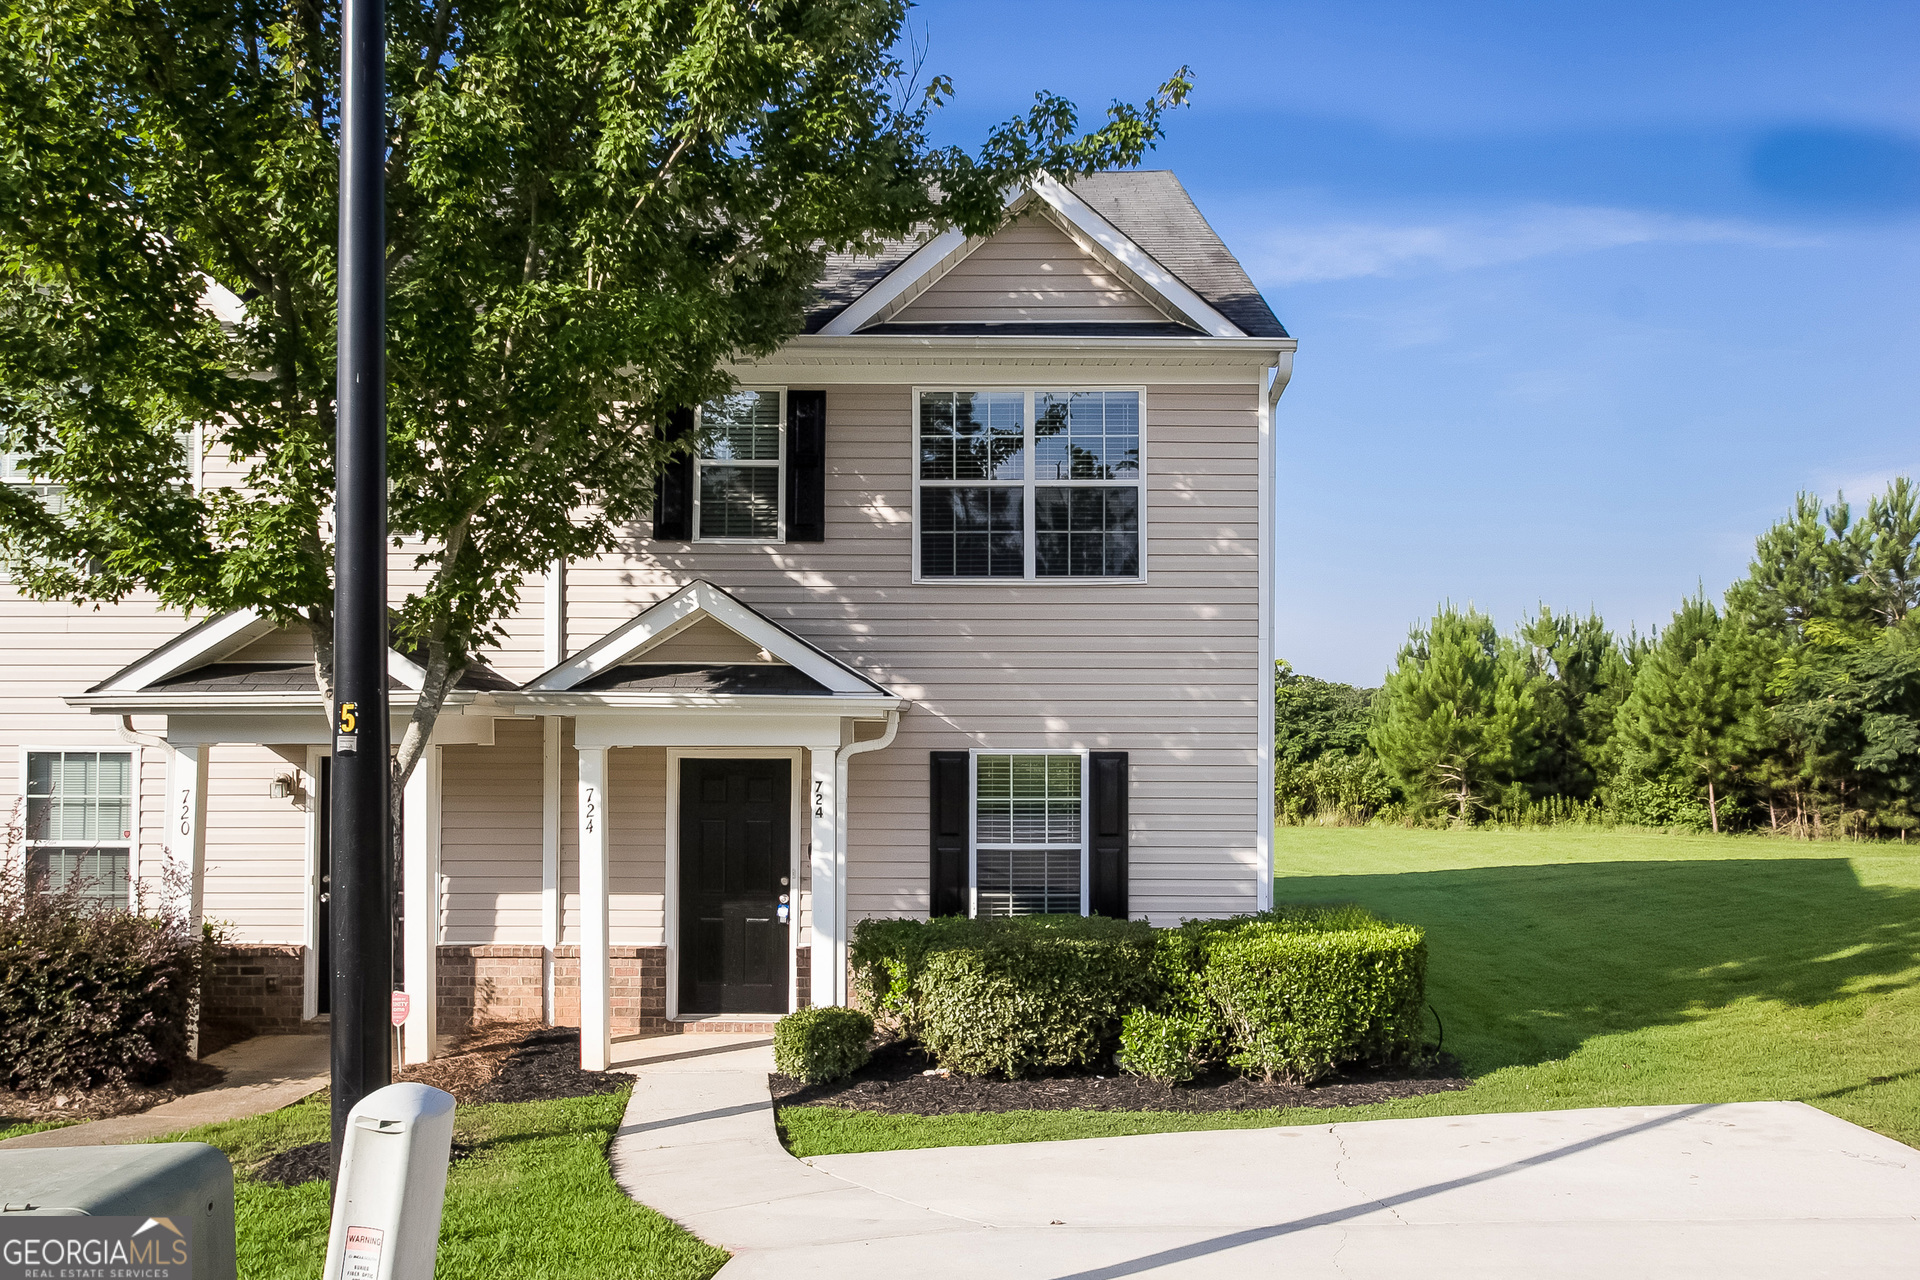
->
xmin=540 ymin=716 xmax=562 ymax=1024
xmin=577 ymin=746 xmax=611 ymax=1070
xmin=163 ymin=744 xmax=208 ymax=926
xmin=401 ymin=745 xmax=442 ymax=1064
xmin=809 ymin=747 xmax=841 ymax=1006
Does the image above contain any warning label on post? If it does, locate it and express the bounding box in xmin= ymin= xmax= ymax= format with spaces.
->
xmin=341 ymin=1225 xmax=384 ymax=1280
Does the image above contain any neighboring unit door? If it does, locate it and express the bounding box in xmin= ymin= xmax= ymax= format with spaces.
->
xmin=315 ymin=755 xmax=332 ymax=1015
xmin=678 ymin=758 xmax=791 ymax=1015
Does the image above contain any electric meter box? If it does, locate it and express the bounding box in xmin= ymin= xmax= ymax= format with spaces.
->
xmin=323 ymin=1082 xmax=456 ymax=1280
xmin=0 ymin=1141 xmax=237 ymax=1280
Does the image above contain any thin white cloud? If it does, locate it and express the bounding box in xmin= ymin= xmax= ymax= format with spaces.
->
xmin=1244 ymin=205 xmax=1815 ymax=285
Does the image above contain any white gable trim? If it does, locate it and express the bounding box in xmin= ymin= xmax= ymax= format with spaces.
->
xmin=96 ymin=607 xmax=426 ymax=695
xmin=523 ymin=580 xmax=888 ymax=697
xmin=1029 ymin=174 xmax=1244 ymax=338
xmin=96 ymin=610 xmax=275 ymax=694
xmin=816 ymin=177 xmax=1245 ymax=339
xmin=817 ymin=224 xmax=971 ymax=337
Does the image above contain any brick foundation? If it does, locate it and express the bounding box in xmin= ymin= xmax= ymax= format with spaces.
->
xmin=203 ymin=944 xmax=307 ymax=1034
xmin=547 ymin=945 xmax=671 ymax=1036
xmin=436 ymin=944 xmax=546 ymax=1035
xmin=796 ymin=945 xmax=811 ymax=1010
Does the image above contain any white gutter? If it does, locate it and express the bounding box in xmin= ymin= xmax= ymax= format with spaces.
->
xmin=779 ymin=333 xmax=1296 ymax=357
xmin=830 ymin=710 xmax=900 ymax=1004
xmin=117 ymin=715 xmax=168 ymax=749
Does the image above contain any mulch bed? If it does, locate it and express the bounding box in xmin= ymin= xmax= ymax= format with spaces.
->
xmin=771 ymin=1037 xmax=1472 ymax=1116
xmin=0 ymin=1057 xmax=227 ymax=1128
xmin=248 ymin=1023 xmax=627 ymax=1186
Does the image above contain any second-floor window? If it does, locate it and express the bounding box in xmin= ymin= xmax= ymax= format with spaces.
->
xmin=696 ymin=390 xmax=785 ymax=541
xmin=915 ymin=388 xmax=1143 ymax=581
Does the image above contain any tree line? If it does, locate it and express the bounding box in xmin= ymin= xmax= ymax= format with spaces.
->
xmin=1277 ymin=477 xmax=1920 ymax=837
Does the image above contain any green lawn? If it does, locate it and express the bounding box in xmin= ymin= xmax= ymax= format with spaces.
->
xmin=163 ymin=1089 xmax=726 ymax=1280
xmin=782 ymin=827 xmax=1920 ymax=1157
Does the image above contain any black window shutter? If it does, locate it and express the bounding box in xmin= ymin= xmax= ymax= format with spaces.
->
xmin=785 ymin=389 xmax=827 ymax=542
xmin=1089 ymin=751 xmax=1129 ymax=919
xmin=929 ymin=751 xmax=971 ymax=917
xmin=652 ymin=407 xmax=696 ymax=540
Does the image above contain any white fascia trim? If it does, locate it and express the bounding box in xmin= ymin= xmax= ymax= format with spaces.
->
xmin=388 ymin=648 xmax=427 ymax=690
xmin=96 ymin=610 xmax=274 ymax=694
xmin=65 ymin=690 xmax=481 ymax=716
xmin=1029 ymin=174 xmax=1246 ymax=338
xmin=523 ymin=580 xmax=888 ymax=697
xmin=817 ymin=225 xmax=971 ymax=336
xmin=773 ymin=333 xmax=1293 ymax=359
xmin=505 ymin=693 xmax=903 ymax=715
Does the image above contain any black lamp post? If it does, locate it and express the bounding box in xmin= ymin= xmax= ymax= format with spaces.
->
xmin=329 ymin=0 xmax=392 ymax=1177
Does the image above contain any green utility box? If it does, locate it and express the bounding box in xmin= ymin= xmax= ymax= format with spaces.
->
xmin=0 ymin=1142 xmax=237 ymax=1280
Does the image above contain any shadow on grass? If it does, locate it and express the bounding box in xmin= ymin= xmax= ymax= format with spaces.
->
xmin=1278 ymin=858 xmax=1920 ymax=1074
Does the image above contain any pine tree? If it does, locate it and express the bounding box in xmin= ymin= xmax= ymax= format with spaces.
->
xmin=1517 ymin=606 xmax=1626 ymax=800
xmin=1613 ymin=594 xmax=1771 ymax=833
xmin=1370 ymin=606 xmax=1545 ymax=822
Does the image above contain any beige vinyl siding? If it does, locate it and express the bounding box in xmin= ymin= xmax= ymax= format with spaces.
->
xmin=563 ymin=378 xmax=1263 ymax=926
xmin=637 ymin=616 xmax=778 ymax=665
xmin=200 ymin=742 xmax=310 ymax=941
xmin=555 ymin=724 xmax=674 ymax=950
xmin=0 ymin=589 xmax=194 ymax=896
xmin=440 ymin=717 xmax=544 ymax=944
xmin=890 ymin=216 xmax=1171 ymax=327
xmin=226 ymin=628 xmax=315 ymax=664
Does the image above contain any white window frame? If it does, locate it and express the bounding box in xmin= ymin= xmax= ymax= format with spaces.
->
xmin=966 ymin=748 xmax=1090 ymax=919
xmin=17 ymin=744 xmax=140 ymax=910
xmin=692 ymin=387 xmax=787 ymax=544
xmin=911 ymin=385 xmax=1147 ymax=584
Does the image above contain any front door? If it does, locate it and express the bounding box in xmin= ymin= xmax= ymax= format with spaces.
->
xmin=678 ymin=758 xmax=791 ymax=1014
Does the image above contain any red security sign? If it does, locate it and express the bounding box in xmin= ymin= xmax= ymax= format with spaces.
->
xmin=390 ymin=992 xmax=410 ymax=1026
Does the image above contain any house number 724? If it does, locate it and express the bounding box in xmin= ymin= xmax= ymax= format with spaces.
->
xmin=583 ymin=786 xmax=596 ymax=834
xmin=813 ymin=779 xmax=824 ymax=818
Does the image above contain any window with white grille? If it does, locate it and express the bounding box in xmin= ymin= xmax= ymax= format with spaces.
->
xmin=24 ymin=750 xmax=134 ymax=908
xmin=972 ymin=752 xmax=1087 ymax=916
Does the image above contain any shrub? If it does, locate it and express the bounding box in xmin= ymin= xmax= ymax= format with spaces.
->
xmin=0 ymin=803 xmax=221 ymax=1092
xmin=851 ymin=915 xmax=1160 ymax=1078
xmin=773 ymin=1006 xmax=874 ymax=1084
xmin=1116 ymin=1009 xmax=1205 ymax=1084
xmin=1185 ymin=905 xmax=1426 ymax=1084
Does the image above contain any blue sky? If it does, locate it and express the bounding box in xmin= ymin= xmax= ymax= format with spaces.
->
xmin=909 ymin=0 xmax=1920 ymax=684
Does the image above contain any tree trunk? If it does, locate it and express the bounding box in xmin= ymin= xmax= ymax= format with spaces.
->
xmin=1706 ymin=775 xmax=1720 ymax=834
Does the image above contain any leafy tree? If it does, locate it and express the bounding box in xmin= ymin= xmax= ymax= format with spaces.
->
xmin=1370 ymin=605 xmax=1545 ymax=822
xmin=0 ymin=0 xmax=1191 ymax=810
xmin=1766 ymin=620 xmax=1920 ymax=836
xmin=1612 ymin=593 xmax=1771 ymax=833
xmin=1273 ymin=660 xmax=1376 ymax=764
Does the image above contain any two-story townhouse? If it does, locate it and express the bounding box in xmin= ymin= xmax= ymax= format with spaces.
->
xmin=2 ymin=169 xmax=1294 ymax=1069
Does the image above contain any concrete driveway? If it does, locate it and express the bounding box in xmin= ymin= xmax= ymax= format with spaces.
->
xmin=608 ymin=1037 xmax=1920 ymax=1279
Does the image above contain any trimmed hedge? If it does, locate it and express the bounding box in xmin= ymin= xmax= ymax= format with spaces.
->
xmin=851 ymin=915 xmax=1160 ymax=1078
xmin=1176 ymin=905 xmax=1427 ymax=1083
xmin=773 ymin=1006 xmax=874 ymax=1084
xmin=852 ymin=906 xmax=1426 ymax=1085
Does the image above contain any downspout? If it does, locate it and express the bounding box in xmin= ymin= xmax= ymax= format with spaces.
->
xmin=118 ymin=714 xmax=167 ymax=749
xmin=831 ymin=710 xmax=900 ymax=1005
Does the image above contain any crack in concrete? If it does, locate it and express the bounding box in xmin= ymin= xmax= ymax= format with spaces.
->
xmin=1330 ymin=1124 xmax=1409 ymax=1226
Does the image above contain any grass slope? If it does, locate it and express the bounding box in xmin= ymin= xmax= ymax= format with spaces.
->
xmin=783 ymin=828 xmax=1920 ymax=1157
xmin=164 ymin=1089 xmax=726 ymax=1280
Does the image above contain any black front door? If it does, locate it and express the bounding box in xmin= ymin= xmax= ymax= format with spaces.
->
xmin=316 ymin=755 xmax=332 ymax=1015
xmin=679 ymin=758 xmax=790 ymax=1015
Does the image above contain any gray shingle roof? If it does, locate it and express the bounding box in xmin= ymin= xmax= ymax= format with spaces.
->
xmin=803 ymin=171 xmax=1285 ymax=338
xmin=577 ymin=663 xmax=831 ymax=695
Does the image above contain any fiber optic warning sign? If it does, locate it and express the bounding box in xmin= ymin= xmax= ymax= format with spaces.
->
xmin=341 ymin=1225 xmax=384 ymax=1280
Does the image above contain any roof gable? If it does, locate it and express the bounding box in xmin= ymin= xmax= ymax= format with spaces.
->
xmin=524 ymin=581 xmax=888 ymax=697
xmin=806 ymin=171 xmax=1286 ymax=339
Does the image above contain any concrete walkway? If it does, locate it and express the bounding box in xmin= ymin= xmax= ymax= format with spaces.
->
xmin=608 ymin=1036 xmax=1920 ymax=1279
xmin=0 ymin=1033 xmax=330 ymax=1149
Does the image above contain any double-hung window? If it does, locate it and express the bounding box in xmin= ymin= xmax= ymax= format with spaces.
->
xmin=916 ymin=389 xmax=1143 ymax=581
xmin=24 ymin=750 xmax=134 ymax=908
xmin=971 ymin=752 xmax=1086 ymax=916
xmin=695 ymin=390 xmax=784 ymax=541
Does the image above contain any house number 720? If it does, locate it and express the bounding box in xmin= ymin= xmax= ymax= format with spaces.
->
xmin=813 ymin=780 xmax=824 ymax=818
